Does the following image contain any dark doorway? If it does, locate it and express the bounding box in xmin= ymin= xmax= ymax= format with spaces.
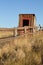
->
xmin=23 ymin=19 xmax=29 ymax=27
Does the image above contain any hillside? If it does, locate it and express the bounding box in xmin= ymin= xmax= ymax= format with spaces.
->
xmin=0 ymin=31 xmax=43 ymax=65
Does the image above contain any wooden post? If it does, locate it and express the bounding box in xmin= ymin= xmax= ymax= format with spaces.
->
xmin=24 ymin=27 xmax=27 ymax=34
xmin=33 ymin=28 xmax=35 ymax=33
xmin=15 ymin=28 xmax=17 ymax=36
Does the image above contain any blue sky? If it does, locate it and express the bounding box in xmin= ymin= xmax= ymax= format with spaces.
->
xmin=0 ymin=0 xmax=43 ymax=28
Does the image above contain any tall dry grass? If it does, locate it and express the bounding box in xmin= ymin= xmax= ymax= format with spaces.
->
xmin=0 ymin=32 xmax=43 ymax=65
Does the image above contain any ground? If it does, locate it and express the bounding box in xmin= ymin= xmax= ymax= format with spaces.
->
xmin=0 ymin=31 xmax=43 ymax=65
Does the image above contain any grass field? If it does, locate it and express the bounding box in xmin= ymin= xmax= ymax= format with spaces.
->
xmin=0 ymin=31 xmax=43 ymax=65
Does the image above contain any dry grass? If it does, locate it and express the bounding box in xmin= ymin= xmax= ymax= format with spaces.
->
xmin=0 ymin=31 xmax=43 ymax=65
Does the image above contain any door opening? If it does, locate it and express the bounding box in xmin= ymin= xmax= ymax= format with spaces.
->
xmin=23 ymin=19 xmax=29 ymax=27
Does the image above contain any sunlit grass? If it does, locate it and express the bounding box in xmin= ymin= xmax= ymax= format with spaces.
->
xmin=0 ymin=31 xmax=43 ymax=65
